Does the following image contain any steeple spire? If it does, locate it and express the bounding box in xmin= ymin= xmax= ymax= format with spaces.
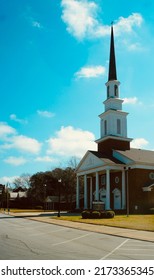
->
xmin=108 ymin=24 xmax=117 ymax=81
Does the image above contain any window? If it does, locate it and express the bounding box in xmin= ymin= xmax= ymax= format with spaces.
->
xmin=101 ymin=175 xmax=106 ymax=185
xmin=115 ymin=176 xmax=119 ymax=183
xmin=104 ymin=120 xmax=107 ymax=135
xmin=117 ymin=119 xmax=121 ymax=134
xmin=114 ymin=85 xmax=118 ymax=97
xmin=107 ymin=86 xmax=110 ymax=98
xmin=149 ymin=172 xmax=154 ymax=180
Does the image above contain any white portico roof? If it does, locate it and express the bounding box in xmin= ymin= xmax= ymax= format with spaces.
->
xmin=76 ymin=150 xmax=123 ymax=175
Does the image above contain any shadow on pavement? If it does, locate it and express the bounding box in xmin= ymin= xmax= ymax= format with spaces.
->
xmin=0 ymin=211 xmax=81 ymax=219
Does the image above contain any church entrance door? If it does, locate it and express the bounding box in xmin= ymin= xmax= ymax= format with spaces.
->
xmin=113 ymin=188 xmax=121 ymax=209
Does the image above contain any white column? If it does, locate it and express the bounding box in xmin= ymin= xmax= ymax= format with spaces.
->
xmin=106 ymin=169 xmax=110 ymax=209
xmin=95 ymin=172 xmax=99 ymax=200
xmin=84 ymin=174 xmax=88 ymax=209
xmin=76 ymin=176 xmax=80 ymax=209
xmin=122 ymin=170 xmax=126 ymax=209
xmin=90 ymin=177 xmax=93 ymax=209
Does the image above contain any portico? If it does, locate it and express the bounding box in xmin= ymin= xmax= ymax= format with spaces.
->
xmin=76 ymin=151 xmax=126 ymax=210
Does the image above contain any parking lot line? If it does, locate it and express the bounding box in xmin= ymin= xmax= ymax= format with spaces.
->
xmin=100 ymin=239 xmax=129 ymax=260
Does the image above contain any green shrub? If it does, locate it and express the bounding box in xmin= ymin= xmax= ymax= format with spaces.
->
xmin=91 ymin=211 xmax=101 ymax=219
xmin=82 ymin=210 xmax=91 ymax=219
xmin=100 ymin=211 xmax=107 ymax=218
xmin=82 ymin=210 xmax=115 ymax=219
xmin=106 ymin=210 xmax=115 ymax=218
xmin=35 ymin=206 xmax=43 ymax=210
xmin=100 ymin=210 xmax=115 ymax=219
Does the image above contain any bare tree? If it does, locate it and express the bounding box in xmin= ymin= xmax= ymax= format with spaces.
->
xmin=67 ymin=156 xmax=81 ymax=169
xmin=13 ymin=173 xmax=31 ymax=190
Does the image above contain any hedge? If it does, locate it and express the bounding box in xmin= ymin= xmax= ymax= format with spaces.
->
xmin=82 ymin=210 xmax=115 ymax=219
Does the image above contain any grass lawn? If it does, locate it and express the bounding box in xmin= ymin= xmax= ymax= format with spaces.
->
xmin=1 ymin=209 xmax=153 ymax=231
xmin=53 ymin=214 xmax=154 ymax=232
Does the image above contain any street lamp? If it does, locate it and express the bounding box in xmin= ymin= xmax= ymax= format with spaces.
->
xmin=57 ymin=179 xmax=61 ymax=217
xmin=43 ymin=184 xmax=47 ymax=211
xmin=6 ymin=183 xmax=10 ymax=214
xmin=124 ymin=167 xmax=131 ymax=217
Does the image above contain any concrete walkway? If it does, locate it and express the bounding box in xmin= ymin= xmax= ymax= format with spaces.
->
xmin=8 ymin=211 xmax=154 ymax=243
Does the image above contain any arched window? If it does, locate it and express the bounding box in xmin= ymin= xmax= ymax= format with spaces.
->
xmin=117 ymin=119 xmax=121 ymax=134
xmin=107 ymin=86 xmax=110 ymax=98
xmin=114 ymin=85 xmax=118 ymax=97
xmin=101 ymin=175 xmax=106 ymax=185
xmin=104 ymin=120 xmax=107 ymax=135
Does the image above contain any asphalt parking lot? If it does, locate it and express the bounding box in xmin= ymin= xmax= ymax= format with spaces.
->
xmin=0 ymin=213 xmax=154 ymax=260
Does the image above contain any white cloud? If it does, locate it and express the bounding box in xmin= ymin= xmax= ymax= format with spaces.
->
xmin=130 ymin=138 xmax=149 ymax=149
xmin=11 ymin=135 xmax=42 ymax=154
xmin=127 ymin=42 xmax=143 ymax=52
xmin=123 ymin=97 xmax=139 ymax=105
xmin=0 ymin=122 xmax=16 ymax=138
xmin=0 ymin=176 xmax=18 ymax=185
xmin=10 ymin=114 xmax=28 ymax=124
xmin=61 ymin=0 xmax=143 ymax=40
xmin=114 ymin=13 xmax=143 ymax=35
xmin=34 ymin=156 xmax=55 ymax=163
xmin=2 ymin=135 xmax=42 ymax=154
xmin=0 ymin=121 xmax=42 ymax=156
xmin=61 ymin=0 xmax=98 ymax=40
xmin=32 ymin=21 xmax=42 ymax=29
xmin=4 ymin=156 xmax=27 ymax=166
xmin=75 ymin=65 xmax=106 ymax=78
xmin=24 ymin=6 xmax=43 ymax=30
xmin=37 ymin=110 xmax=55 ymax=118
xmin=47 ymin=126 xmax=97 ymax=157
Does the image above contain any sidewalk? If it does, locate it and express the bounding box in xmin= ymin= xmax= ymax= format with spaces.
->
xmin=9 ymin=211 xmax=154 ymax=243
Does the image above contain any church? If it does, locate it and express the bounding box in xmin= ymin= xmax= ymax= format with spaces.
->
xmin=76 ymin=25 xmax=154 ymax=214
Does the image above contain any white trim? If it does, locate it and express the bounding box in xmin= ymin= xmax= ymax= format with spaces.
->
xmin=84 ymin=175 xmax=88 ymax=209
xmin=99 ymin=109 xmax=128 ymax=119
xmin=95 ymin=172 xmax=99 ymax=200
xmin=76 ymin=150 xmax=91 ymax=172
xmin=106 ymin=169 xmax=110 ymax=209
xmin=76 ymin=176 xmax=80 ymax=209
xmin=132 ymin=164 xmax=154 ymax=169
xmin=76 ymin=164 xmax=124 ymax=176
xmin=76 ymin=151 xmax=105 ymax=173
xmin=103 ymin=97 xmax=123 ymax=106
xmin=96 ymin=135 xmax=132 ymax=144
xmin=90 ymin=178 xmax=93 ymax=209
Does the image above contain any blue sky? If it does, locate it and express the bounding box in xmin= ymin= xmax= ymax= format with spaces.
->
xmin=1 ymin=0 xmax=154 ymax=184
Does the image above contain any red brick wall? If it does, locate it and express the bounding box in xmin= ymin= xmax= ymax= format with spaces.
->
xmin=98 ymin=138 xmax=130 ymax=155
xmin=128 ymin=168 xmax=154 ymax=213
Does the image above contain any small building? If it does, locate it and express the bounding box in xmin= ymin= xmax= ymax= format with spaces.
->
xmin=0 ymin=184 xmax=5 ymax=207
xmin=76 ymin=25 xmax=154 ymax=214
xmin=9 ymin=187 xmax=28 ymax=208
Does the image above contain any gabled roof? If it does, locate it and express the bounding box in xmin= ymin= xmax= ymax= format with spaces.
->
xmin=77 ymin=147 xmax=154 ymax=175
xmin=89 ymin=150 xmax=123 ymax=164
xmin=76 ymin=150 xmax=123 ymax=173
xmin=115 ymin=148 xmax=154 ymax=164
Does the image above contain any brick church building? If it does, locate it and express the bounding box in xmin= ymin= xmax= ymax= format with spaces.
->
xmin=76 ymin=25 xmax=154 ymax=214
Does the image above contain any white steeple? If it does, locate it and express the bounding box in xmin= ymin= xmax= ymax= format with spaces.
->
xmin=98 ymin=25 xmax=129 ymax=141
